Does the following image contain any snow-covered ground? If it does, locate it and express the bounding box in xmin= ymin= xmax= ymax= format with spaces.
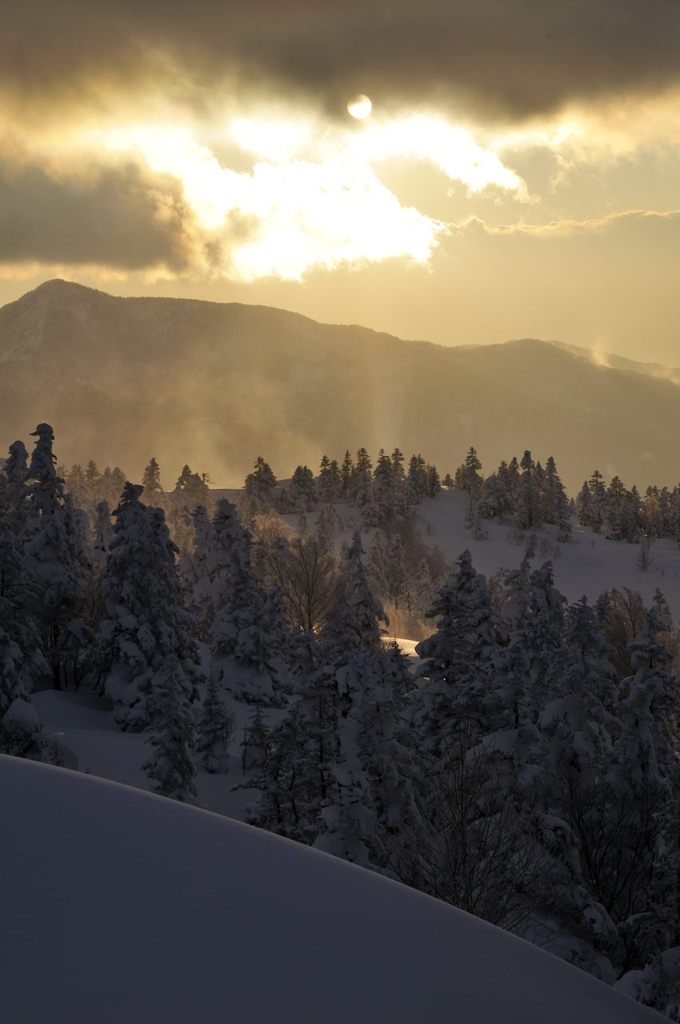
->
xmin=0 ymin=755 xmax=663 ymax=1024
xmin=33 ymin=687 xmax=261 ymax=820
xmin=418 ymin=488 xmax=680 ymax=615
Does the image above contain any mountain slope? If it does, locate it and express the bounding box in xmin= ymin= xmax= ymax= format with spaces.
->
xmin=1 ymin=279 xmax=678 ymax=489
xmin=0 ymin=755 xmax=663 ymax=1023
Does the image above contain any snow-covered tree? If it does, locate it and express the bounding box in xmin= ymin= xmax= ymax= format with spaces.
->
xmin=244 ymin=457 xmax=277 ymax=511
xmin=2 ymin=440 xmax=29 ymax=530
xmin=23 ymin=423 xmax=89 ymax=688
xmin=142 ymin=657 xmax=197 ymax=803
xmin=416 ymin=550 xmax=500 ymax=754
xmin=325 ymin=532 xmax=387 ymax=653
xmin=454 ymin=447 xmax=483 ymax=495
xmin=142 ymin=457 xmax=163 ymax=503
xmin=98 ymin=483 xmax=200 ymax=730
xmin=317 ymin=454 xmax=340 ymax=504
xmin=288 ymin=465 xmax=317 ymax=511
xmin=92 ymin=501 xmax=113 ymax=566
xmin=210 ymin=499 xmax=286 ymax=703
xmin=195 ymin=674 xmax=235 ymax=773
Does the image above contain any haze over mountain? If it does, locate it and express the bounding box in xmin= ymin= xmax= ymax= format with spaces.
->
xmin=2 ymin=278 xmax=678 ymax=490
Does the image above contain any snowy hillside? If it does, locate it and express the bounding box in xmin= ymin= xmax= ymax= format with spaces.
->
xmin=0 ymin=755 xmax=663 ymax=1024
xmin=417 ymin=488 xmax=680 ymax=616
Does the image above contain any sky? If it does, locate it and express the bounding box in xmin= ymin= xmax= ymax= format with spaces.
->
xmin=1 ymin=1 xmax=679 ymax=363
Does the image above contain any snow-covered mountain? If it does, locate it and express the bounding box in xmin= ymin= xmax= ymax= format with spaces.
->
xmin=0 ymin=754 xmax=663 ymax=1024
xmin=1 ymin=278 xmax=680 ymax=490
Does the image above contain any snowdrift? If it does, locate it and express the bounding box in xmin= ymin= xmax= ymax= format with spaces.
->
xmin=0 ymin=756 xmax=662 ymax=1023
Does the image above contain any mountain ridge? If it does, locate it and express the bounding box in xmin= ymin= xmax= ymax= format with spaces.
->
xmin=1 ymin=279 xmax=678 ymax=490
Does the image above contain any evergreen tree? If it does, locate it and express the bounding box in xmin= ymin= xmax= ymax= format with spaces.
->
xmin=142 ymin=657 xmax=198 ymax=803
xmin=3 ymin=440 xmax=29 ymax=530
xmin=348 ymin=448 xmax=373 ymax=506
xmin=183 ymin=505 xmax=213 ymax=634
xmin=406 ymin=454 xmax=428 ymax=501
xmin=84 ymin=459 xmax=101 ymax=492
xmin=454 ymin=447 xmax=483 ymax=495
xmin=340 ymin=450 xmax=354 ymax=497
xmin=211 ymin=499 xmax=286 ymax=703
xmin=541 ymin=456 xmax=572 ymax=539
xmin=142 ymin=457 xmax=163 ymax=502
xmin=416 ymin=550 xmax=499 ymax=754
xmin=244 ymin=456 xmax=277 ymax=510
xmin=514 ymin=450 xmax=539 ymax=530
xmin=0 ymin=502 xmax=47 ymax=719
xmin=325 ymin=532 xmax=387 ymax=653
xmin=99 ymin=483 xmax=200 ymax=730
xmin=289 ymin=465 xmax=317 ymax=511
xmin=195 ymin=675 xmax=235 ymax=773
xmin=318 ymin=454 xmax=340 ymax=504
xmin=24 ymin=423 xmax=89 ymax=689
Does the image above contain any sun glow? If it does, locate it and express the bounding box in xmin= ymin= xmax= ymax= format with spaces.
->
xmin=102 ymin=122 xmax=442 ymax=280
xmin=97 ymin=103 xmax=536 ymax=281
xmin=347 ymin=94 xmax=373 ymax=120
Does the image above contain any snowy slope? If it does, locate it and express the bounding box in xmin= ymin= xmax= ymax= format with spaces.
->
xmin=418 ymin=488 xmax=680 ymax=616
xmin=0 ymin=756 xmax=663 ymax=1024
xmin=31 ymin=688 xmax=262 ymax=821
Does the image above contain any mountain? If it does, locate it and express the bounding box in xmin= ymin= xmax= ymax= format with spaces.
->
xmin=553 ymin=341 xmax=680 ymax=386
xmin=1 ymin=278 xmax=679 ymax=490
xmin=0 ymin=755 xmax=663 ymax=1024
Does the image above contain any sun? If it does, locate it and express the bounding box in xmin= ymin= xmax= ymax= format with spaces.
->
xmin=347 ymin=94 xmax=373 ymax=120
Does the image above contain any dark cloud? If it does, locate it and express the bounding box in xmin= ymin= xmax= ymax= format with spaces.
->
xmin=0 ymin=161 xmax=194 ymax=270
xmin=1 ymin=2 xmax=680 ymax=122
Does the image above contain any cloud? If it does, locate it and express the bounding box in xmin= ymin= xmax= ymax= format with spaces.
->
xmin=103 ymin=126 xmax=444 ymax=280
xmin=454 ymin=208 xmax=680 ymax=241
xmin=0 ymin=159 xmax=196 ymax=270
xmin=2 ymin=2 xmax=680 ymax=124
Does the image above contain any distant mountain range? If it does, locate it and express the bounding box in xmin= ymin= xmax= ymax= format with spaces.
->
xmin=1 ymin=278 xmax=678 ymax=491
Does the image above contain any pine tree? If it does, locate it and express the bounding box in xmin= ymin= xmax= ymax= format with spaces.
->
xmin=195 ymin=675 xmax=235 ymax=773
xmin=92 ymin=501 xmax=113 ymax=566
xmin=513 ymin=450 xmax=539 ymax=530
xmin=454 ymin=447 xmax=483 ymax=495
xmin=340 ymin=450 xmax=354 ymax=497
xmin=318 ymin=454 xmax=339 ymax=504
xmin=391 ymin=448 xmax=406 ymax=485
xmin=416 ymin=550 xmax=500 ymax=754
xmin=541 ymin=456 xmax=572 ymax=539
xmin=325 ymin=532 xmax=387 ymax=653
xmin=405 ymin=454 xmax=426 ymax=502
xmin=252 ymin=648 xmax=334 ymax=845
xmin=0 ymin=502 xmax=47 ymax=718
xmin=142 ymin=457 xmax=163 ymax=503
xmin=210 ymin=499 xmax=286 ymax=703
xmin=349 ymin=448 xmax=373 ymax=506
xmin=142 ymin=657 xmax=198 ymax=802
xmin=241 ymin=706 xmax=271 ymax=773
xmin=3 ymin=440 xmax=29 ymax=530
xmin=99 ymin=483 xmax=200 ymax=730
xmin=368 ymin=531 xmax=410 ymax=612
xmin=244 ymin=456 xmax=277 ymax=511
xmin=289 ymin=465 xmax=317 ymax=511
xmin=84 ymin=459 xmax=101 ymax=492
xmin=23 ymin=423 xmax=89 ymax=689
xmin=183 ymin=504 xmax=213 ymax=634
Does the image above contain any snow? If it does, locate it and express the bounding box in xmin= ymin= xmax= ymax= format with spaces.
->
xmin=0 ymin=755 xmax=663 ymax=1024
xmin=2 ymin=696 xmax=39 ymax=727
xmin=418 ymin=488 xmax=680 ymax=615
